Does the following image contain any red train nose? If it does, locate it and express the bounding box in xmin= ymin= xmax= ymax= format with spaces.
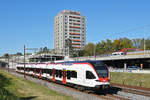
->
xmin=99 ymin=77 xmax=109 ymax=82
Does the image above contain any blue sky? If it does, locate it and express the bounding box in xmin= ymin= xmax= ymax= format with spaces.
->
xmin=0 ymin=0 xmax=150 ymax=56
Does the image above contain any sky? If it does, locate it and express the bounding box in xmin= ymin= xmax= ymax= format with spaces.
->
xmin=0 ymin=0 xmax=150 ymax=56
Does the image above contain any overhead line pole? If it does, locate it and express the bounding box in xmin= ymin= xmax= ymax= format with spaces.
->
xmin=144 ymin=27 xmax=146 ymax=56
xmin=23 ymin=44 xmax=38 ymax=78
xmin=24 ymin=45 xmax=26 ymax=78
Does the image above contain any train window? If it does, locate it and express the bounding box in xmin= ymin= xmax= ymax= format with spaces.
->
xmin=50 ymin=69 xmax=52 ymax=75
xmin=86 ymin=71 xmax=96 ymax=79
xmin=42 ymin=69 xmax=44 ymax=74
xmin=71 ymin=71 xmax=77 ymax=78
xmin=30 ymin=68 xmax=33 ymax=72
xmin=46 ymin=69 xmax=49 ymax=74
xmin=22 ymin=68 xmax=25 ymax=70
xmin=67 ymin=71 xmax=71 ymax=80
xmin=58 ymin=70 xmax=62 ymax=78
xmin=36 ymin=69 xmax=40 ymax=74
xmin=55 ymin=70 xmax=58 ymax=77
xmin=43 ymin=69 xmax=46 ymax=73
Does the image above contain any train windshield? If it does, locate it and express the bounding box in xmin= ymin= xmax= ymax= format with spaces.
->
xmin=91 ymin=61 xmax=108 ymax=78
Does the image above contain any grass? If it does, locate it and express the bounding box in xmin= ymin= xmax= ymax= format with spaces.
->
xmin=110 ymin=72 xmax=150 ymax=88
xmin=127 ymin=52 xmax=150 ymax=55
xmin=0 ymin=70 xmax=76 ymax=100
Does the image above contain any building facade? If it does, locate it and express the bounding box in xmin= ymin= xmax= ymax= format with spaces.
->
xmin=54 ymin=10 xmax=86 ymax=55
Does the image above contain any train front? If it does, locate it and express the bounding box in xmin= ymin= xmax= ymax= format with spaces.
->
xmin=91 ymin=61 xmax=110 ymax=90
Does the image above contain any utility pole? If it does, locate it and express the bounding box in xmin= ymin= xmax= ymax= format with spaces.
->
xmin=94 ymin=45 xmax=96 ymax=60
xmin=23 ymin=44 xmax=38 ymax=78
xmin=24 ymin=45 xmax=26 ymax=78
xmin=8 ymin=57 xmax=9 ymax=72
xmin=144 ymin=29 xmax=146 ymax=56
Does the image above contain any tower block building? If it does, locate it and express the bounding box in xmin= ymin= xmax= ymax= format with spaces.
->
xmin=54 ymin=10 xmax=86 ymax=55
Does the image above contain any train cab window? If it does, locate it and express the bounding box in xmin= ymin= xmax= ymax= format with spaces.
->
xmin=71 ymin=71 xmax=77 ymax=78
xmin=67 ymin=71 xmax=71 ymax=80
xmin=86 ymin=71 xmax=96 ymax=79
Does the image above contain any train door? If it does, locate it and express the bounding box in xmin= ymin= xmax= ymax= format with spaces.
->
xmin=34 ymin=68 xmax=36 ymax=77
xmin=19 ymin=67 xmax=21 ymax=73
xmin=52 ymin=68 xmax=55 ymax=81
xmin=78 ymin=68 xmax=86 ymax=85
xmin=85 ymin=70 xmax=96 ymax=87
xmin=39 ymin=69 xmax=42 ymax=79
xmin=46 ymin=64 xmax=48 ymax=78
xmin=27 ymin=68 xmax=29 ymax=75
xmin=62 ymin=69 xmax=66 ymax=84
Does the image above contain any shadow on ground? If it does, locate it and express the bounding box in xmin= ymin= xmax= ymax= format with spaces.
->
xmin=20 ymin=96 xmax=37 ymax=100
xmin=95 ymin=86 xmax=122 ymax=95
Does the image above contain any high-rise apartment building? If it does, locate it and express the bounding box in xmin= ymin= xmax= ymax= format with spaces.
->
xmin=54 ymin=10 xmax=86 ymax=55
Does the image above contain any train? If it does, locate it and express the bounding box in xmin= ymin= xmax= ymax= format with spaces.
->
xmin=112 ymin=52 xmax=125 ymax=56
xmin=16 ymin=60 xmax=110 ymax=91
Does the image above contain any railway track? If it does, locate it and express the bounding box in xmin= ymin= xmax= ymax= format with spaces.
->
xmin=111 ymin=83 xmax=150 ymax=97
xmin=1 ymin=68 xmax=149 ymax=100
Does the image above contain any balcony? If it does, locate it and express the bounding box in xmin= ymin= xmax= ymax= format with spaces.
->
xmin=69 ymin=26 xmax=81 ymax=29
xmin=69 ymin=16 xmax=81 ymax=19
xmin=72 ymin=39 xmax=81 ymax=42
xmin=72 ymin=46 xmax=81 ymax=48
xmin=72 ymin=43 xmax=81 ymax=45
xmin=69 ymin=32 xmax=80 ymax=35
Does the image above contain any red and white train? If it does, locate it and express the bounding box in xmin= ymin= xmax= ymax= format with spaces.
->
xmin=16 ymin=60 xmax=110 ymax=90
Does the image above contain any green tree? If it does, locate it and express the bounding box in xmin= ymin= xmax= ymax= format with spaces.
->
xmin=120 ymin=38 xmax=133 ymax=49
xmin=2 ymin=53 xmax=9 ymax=58
xmin=43 ymin=47 xmax=50 ymax=53
xmin=112 ymin=39 xmax=122 ymax=51
xmin=73 ymin=50 xmax=86 ymax=57
xmin=145 ymin=38 xmax=150 ymax=50
xmin=105 ymin=39 xmax=113 ymax=53
xmin=36 ymin=47 xmax=51 ymax=54
xmin=84 ymin=42 xmax=95 ymax=56
xmin=65 ymin=38 xmax=74 ymax=57
xmin=16 ymin=52 xmax=23 ymax=56
xmin=95 ymin=41 xmax=105 ymax=55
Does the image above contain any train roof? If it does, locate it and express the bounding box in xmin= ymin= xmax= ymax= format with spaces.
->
xmin=59 ymin=60 xmax=104 ymax=64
